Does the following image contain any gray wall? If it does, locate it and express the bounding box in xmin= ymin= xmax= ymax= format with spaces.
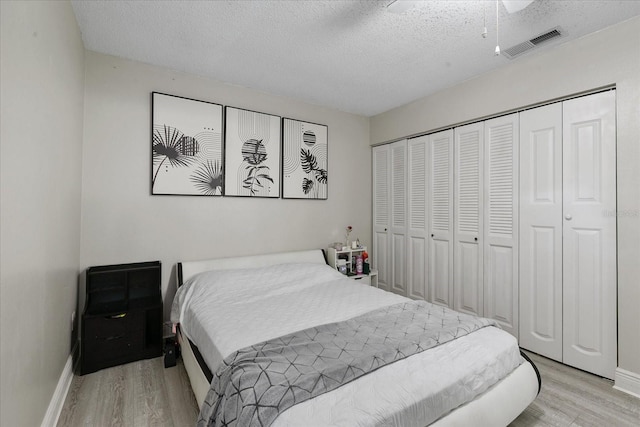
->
xmin=0 ymin=1 xmax=85 ymax=425
xmin=370 ymin=17 xmax=640 ymax=377
xmin=79 ymin=52 xmax=373 ymax=320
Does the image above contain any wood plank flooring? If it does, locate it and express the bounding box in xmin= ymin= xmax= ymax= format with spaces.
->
xmin=58 ymin=351 xmax=639 ymax=426
xmin=57 ymin=358 xmax=199 ymax=427
xmin=511 ymin=351 xmax=639 ymax=426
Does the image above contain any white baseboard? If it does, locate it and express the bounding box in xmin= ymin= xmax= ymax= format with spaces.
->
xmin=41 ymin=354 xmax=74 ymax=427
xmin=613 ymin=367 xmax=640 ymax=399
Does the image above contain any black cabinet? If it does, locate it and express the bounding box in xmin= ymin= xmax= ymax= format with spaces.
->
xmin=81 ymin=261 xmax=162 ymax=375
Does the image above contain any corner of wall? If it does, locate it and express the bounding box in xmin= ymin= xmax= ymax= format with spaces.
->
xmin=614 ymin=368 xmax=640 ymax=399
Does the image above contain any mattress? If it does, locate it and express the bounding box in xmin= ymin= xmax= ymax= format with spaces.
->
xmin=172 ymin=262 xmax=524 ymax=426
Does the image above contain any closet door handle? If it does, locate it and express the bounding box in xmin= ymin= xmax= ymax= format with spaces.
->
xmin=565 ymin=214 xmax=573 ymax=221
xmin=431 ymin=234 xmax=434 ymax=238
xmin=474 ymin=237 xmax=478 ymax=241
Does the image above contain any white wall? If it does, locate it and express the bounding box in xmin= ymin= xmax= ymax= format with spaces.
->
xmin=0 ymin=1 xmax=84 ymax=425
xmin=80 ymin=52 xmax=372 ymax=319
xmin=371 ymin=17 xmax=640 ymax=376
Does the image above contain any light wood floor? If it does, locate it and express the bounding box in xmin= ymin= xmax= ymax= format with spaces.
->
xmin=511 ymin=351 xmax=639 ymax=426
xmin=58 ymin=358 xmax=199 ymax=427
xmin=58 ymin=351 xmax=639 ymax=426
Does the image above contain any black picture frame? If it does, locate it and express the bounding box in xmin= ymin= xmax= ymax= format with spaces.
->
xmin=224 ymin=106 xmax=281 ymax=198
xmin=281 ymin=118 xmax=328 ymax=200
xmin=151 ymin=92 xmax=224 ymax=196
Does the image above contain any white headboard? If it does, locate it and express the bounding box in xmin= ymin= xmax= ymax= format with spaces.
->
xmin=177 ymin=249 xmax=327 ymax=285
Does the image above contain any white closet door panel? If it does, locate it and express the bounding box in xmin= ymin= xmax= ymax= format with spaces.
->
xmin=391 ymin=142 xmax=407 ymax=230
xmin=428 ymin=130 xmax=454 ymax=307
xmin=454 ymin=123 xmax=484 ymax=316
xmin=486 ymin=243 xmax=516 ymax=329
xmin=484 ymin=114 xmax=519 ymax=338
xmin=431 ymin=239 xmax=452 ymax=307
xmin=391 ymin=232 xmax=407 ymax=295
xmin=373 ymin=146 xmax=389 ymax=229
xmin=407 ymin=136 xmax=428 ymax=300
xmin=374 ymin=231 xmax=390 ymax=291
xmin=457 ymin=242 xmax=481 ymax=313
xmin=408 ymin=137 xmax=427 ymax=232
xmin=519 ymin=103 xmax=563 ymax=361
xmin=390 ymin=141 xmax=407 ymax=296
xmin=408 ymin=237 xmax=427 ymax=299
xmin=562 ymin=91 xmax=617 ymax=379
xmin=372 ymin=145 xmax=390 ymax=292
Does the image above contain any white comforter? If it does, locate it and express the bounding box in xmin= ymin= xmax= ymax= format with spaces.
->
xmin=172 ymin=263 xmax=523 ymax=426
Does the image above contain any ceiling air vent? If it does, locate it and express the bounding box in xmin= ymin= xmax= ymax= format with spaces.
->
xmin=502 ymin=27 xmax=565 ymax=59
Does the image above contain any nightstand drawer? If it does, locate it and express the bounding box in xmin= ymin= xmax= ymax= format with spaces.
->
xmin=85 ymin=311 xmax=143 ymax=340
xmin=82 ymin=311 xmax=145 ymax=372
xmin=351 ymin=275 xmax=371 ymax=285
xmin=88 ymin=332 xmax=141 ymax=362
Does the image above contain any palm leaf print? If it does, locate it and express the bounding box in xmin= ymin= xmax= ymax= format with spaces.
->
xmin=315 ymin=169 xmax=327 ymax=184
xmin=191 ymin=160 xmax=223 ymax=195
xmin=302 ymin=178 xmax=314 ymax=194
xmin=152 ymin=125 xmax=199 ymax=187
xmin=300 ymin=149 xmax=318 ymax=174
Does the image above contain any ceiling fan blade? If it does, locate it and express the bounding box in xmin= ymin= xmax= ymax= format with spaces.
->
xmin=386 ymin=0 xmax=421 ymax=14
xmin=501 ymin=0 xmax=535 ymax=14
xmin=385 ymin=0 xmax=535 ymax=15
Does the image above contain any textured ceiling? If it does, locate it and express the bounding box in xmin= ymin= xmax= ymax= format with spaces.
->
xmin=71 ymin=0 xmax=640 ymax=116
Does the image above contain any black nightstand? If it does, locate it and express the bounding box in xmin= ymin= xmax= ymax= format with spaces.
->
xmin=80 ymin=261 xmax=163 ymax=375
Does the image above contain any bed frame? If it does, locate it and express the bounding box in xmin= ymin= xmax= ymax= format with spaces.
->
xmin=176 ymin=249 xmax=540 ymax=426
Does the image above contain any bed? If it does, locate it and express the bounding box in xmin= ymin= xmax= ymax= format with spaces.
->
xmin=172 ymin=249 xmax=540 ymax=426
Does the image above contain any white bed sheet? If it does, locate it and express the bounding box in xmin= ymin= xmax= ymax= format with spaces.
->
xmin=172 ymin=263 xmax=523 ymax=426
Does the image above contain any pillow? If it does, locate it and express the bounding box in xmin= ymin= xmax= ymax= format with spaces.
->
xmin=171 ymin=262 xmax=345 ymax=324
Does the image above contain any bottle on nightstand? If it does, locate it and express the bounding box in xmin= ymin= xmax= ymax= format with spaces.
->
xmin=356 ymin=255 xmax=363 ymax=274
xmin=362 ymin=250 xmax=370 ymax=274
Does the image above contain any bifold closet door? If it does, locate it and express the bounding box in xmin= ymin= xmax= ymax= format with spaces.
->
xmin=390 ymin=141 xmax=408 ymax=296
xmin=407 ymin=136 xmax=429 ymax=300
xmin=519 ymin=103 xmax=563 ymax=361
xmin=484 ymin=113 xmax=519 ymax=338
xmin=373 ymin=144 xmax=391 ymax=292
xmin=453 ymin=123 xmax=484 ymax=316
xmin=519 ymin=91 xmax=617 ymax=378
xmin=428 ymin=129 xmax=454 ymax=308
xmin=372 ymin=140 xmax=408 ymax=296
xmin=562 ymin=91 xmax=617 ymax=379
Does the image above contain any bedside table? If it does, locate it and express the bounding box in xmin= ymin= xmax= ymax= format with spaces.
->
xmin=80 ymin=261 xmax=163 ymax=375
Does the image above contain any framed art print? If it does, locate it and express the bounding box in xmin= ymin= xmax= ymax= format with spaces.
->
xmin=224 ymin=107 xmax=281 ymax=198
xmin=151 ymin=92 xmax=224 ymax=196
xmin=282 ymin=118 xmax=328 ymax=199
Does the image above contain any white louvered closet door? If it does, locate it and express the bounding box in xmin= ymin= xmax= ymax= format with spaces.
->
xmin=519 ymin=103 xmax=563 ymax=361
xmin=484 ymin=113 xmax=519 ymax=338
xmin=428 ymin=129 xmax=454 ymax=308
xmin=372 ymin=144 xmax=390 ymax=292
xmin=390 ymin=141 xmax=408 ymax=296
xmin=562 ymin=91 xmax=616 ymax=379
xmin=454 ymin=123 xmax=484 ymax=316
xmin=407 ymin=136 xmax=428 ymax=300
